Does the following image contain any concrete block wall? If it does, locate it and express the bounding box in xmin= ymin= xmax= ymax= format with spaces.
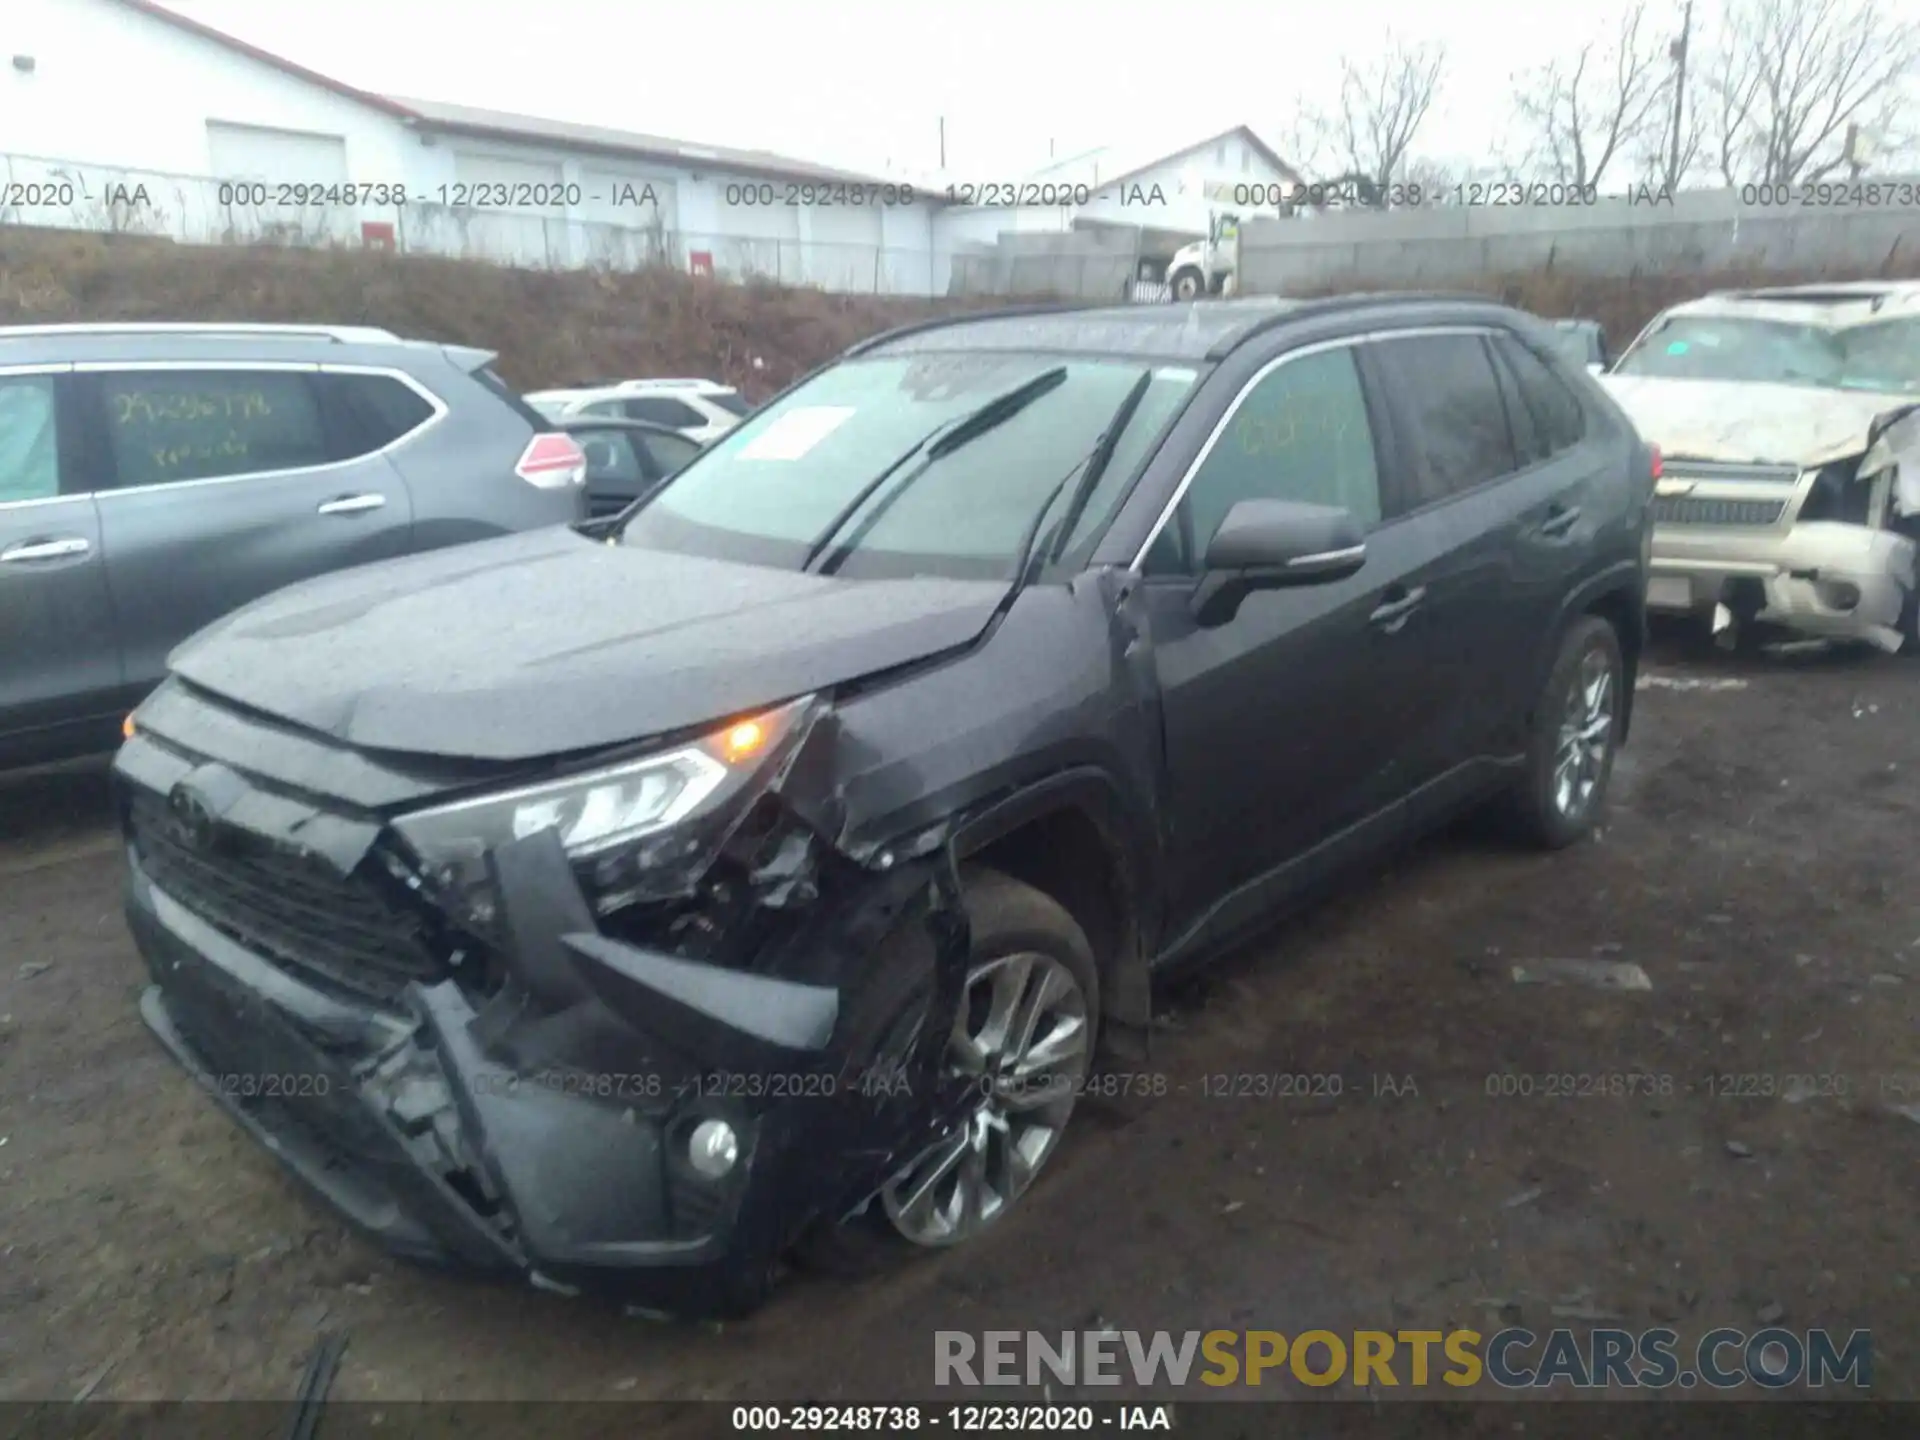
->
xmin=1235 ymin=186 xmax=1920 ymax=292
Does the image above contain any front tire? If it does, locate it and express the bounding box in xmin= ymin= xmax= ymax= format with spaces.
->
xmin=1506 ymin=616 xmax=1624 ymax=848
xmin=795 ymin=869 xmax=1098 ymax=1272
xmin=1169 ymin=268 xmax=1204 ymax=302
xmin=1896 ymin=584 xmax=1920 ymax=657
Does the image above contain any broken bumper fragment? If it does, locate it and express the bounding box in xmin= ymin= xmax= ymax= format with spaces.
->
xmin=1648 ymin=521 xmax=1916 ymax=651
xmin=117 ymin=725 xmax=962 ymax=1316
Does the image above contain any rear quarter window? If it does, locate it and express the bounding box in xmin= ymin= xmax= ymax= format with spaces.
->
xmin=316 ymin=371 xmax=438 ymax=458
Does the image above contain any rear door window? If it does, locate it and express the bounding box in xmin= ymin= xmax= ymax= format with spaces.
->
xmin=1488 ymin=344 xmax=1546 ymax=468
xmin=1492 ymin=336 xmax=1587 ymax=458
xmin=0 ymin=374 xmax=60 ymax=503
xmin=1368 ymin=334 xmax=1517 ymax=515
xmin=96 ymin=369 xmax=329 ymax=488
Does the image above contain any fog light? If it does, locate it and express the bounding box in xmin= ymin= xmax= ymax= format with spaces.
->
xmin=1814 ymin=579 xmax=1861 ymax=611
xmin=688 ymin=1119 xmax=739 ymax=1178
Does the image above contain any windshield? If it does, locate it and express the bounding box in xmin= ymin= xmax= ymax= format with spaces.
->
xmin=1615 ymin=313 xmax=1920 ymax=394
xmin=709 ymin=390 xmax=753 ymax=417
xmin=618 ymin=354 xmax=1198 ymax=580
xmin=1833 ymin=319 xmax=1920 ymax=394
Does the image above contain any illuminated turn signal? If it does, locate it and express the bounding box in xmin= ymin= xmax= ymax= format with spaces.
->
xmin=721 ymin=719 xmax=766 ymax=763
xmin=122 ymin=713 xmax=136 ymax=740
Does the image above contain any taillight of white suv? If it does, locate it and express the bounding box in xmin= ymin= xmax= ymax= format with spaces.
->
xmin=515 ymin=432 xmax=587 ymax=489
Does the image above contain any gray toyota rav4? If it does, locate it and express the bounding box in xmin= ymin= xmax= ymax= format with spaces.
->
xmin=115 ymin=296 xmax=1655 ymax=1317
xmin=0 ymin=323 xmax=587 ymax=769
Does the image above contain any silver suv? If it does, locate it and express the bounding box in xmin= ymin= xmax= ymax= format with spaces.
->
xmin=523 ymin=378 xmax=749 ymax=444
xmin=0 ymin=323 xmax=589 ymax=768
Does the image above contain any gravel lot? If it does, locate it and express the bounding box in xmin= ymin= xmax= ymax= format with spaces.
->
xmin=2 ymin=627 xmax=1917 ymax=1416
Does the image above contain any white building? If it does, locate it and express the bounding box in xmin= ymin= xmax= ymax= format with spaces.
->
xmin=935 ymin=128 xmax=1303 ymax=256
xmin=0 ymin=0 xmax=953 ymax=294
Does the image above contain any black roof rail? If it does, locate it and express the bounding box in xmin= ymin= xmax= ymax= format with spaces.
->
xmin=845 ymin=290 xmax=1528 ymax=369
xmin=1207 ymin=289 xmax=1515 ymax=359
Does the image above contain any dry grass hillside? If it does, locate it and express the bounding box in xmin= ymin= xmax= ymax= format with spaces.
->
xmin=1 ymin=230 xmax=1914 ymax=395
xmin=0 ymin=231 xmax=996 ymax=398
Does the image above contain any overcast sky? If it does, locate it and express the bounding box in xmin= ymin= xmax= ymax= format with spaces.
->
xmin=164 ymin=0 xmax=1673 ymax=179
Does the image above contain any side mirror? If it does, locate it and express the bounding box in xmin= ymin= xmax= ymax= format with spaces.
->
xmin=1190 ymin=499 xmax=1367 ymax=626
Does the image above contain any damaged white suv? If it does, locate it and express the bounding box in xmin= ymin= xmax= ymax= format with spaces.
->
xmin=1603 ymin=281 xmax=1920 ymax=652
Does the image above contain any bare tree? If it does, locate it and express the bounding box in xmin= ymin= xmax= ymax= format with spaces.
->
xmin=1703 ymin=0 xmax=1919 ymax=184
xmin=1400 ymin=157 xmax=1461 ymax=202
xmin=1292 ymin=38 xmax=1447 ymax=206
xmin=1702 ymin=13 xmax=1766 ymax=184
xmin=1511 ymin=3 xmax=1673 ymax=190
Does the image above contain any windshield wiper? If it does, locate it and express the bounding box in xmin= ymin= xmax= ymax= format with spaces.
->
xmin=996 ymin=370 xmax=1156 ymax=605
xmin=802 ymin=366 xmax=1069 ymax=573
xmin=1042 ymin=368 xmax=1154 ymax=569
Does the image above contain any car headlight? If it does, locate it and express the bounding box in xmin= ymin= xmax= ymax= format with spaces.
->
xmin=392 ymin=696 xmax=817 ymax=928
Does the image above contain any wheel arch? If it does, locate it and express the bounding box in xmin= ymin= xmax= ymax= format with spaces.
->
xmin=946 ymin=768 xmax=1151 ymax=1028
xmin=1539 ymin=561 xmax=1644 ymax=742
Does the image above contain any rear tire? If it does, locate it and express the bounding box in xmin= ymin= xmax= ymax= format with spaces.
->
xmin=794 ymin=868 xmax=1099 ymax=1276
xmin=1505 ymin=616 xmax=1624 ymax=849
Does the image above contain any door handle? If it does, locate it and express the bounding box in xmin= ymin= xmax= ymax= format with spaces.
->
xmin=317 ymin=493 xmax=386 ymax=516
xmin=1540 ymin=504 xmax=1582 ymax=538
xmin=0 ymin=536 xmax=90 ymax=563
xmin=1369 ymin=584 xmax=1426 ymax=631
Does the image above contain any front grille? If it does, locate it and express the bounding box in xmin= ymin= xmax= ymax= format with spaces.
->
xmin=1652 ymin=495 xmax=1788 ymax=527
xmin=130 ymin=789 xmax=442 ymax=1006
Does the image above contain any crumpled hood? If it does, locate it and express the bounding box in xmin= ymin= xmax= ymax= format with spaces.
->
xmin=1600 ymin=374 xmax=1919 ymax=466
xmin=168 ymin=526 xmax=1008 ymax=762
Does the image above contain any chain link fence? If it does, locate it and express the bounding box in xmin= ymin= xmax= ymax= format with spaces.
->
xmin=0 ymin=151 xmax=955 ymax=297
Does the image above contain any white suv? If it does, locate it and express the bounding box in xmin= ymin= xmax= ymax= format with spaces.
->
xmin=523 ymin=378 xmax=750 ymax=444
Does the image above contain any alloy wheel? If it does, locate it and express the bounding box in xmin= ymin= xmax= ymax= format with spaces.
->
xmin=1552 ymin=646 xmax=1616 ymax=820
xmin=880 ymin=951 xmax=1091 ymax=1246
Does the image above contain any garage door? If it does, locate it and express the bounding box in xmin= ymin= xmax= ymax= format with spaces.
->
xmin=711 ymin=175 xmax=800 ymax=283
xmin=452 ymin=151 xmax=565 ymax=208
xmin=580 ymin=168 xmax=677 ymax=267
xmin=450 ymin=151 xmax=565 ymax=266
xmin=205 ymin=122 xmax=350 ymax=243
xmin=206 ymin=121 xmax=349 ymax=182
xmin=804 ymin=202 xmax=884 ymax=291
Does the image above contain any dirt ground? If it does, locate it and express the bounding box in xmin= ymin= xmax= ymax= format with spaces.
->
xmin=3 ymin=624 xmax=1918 ymax=1420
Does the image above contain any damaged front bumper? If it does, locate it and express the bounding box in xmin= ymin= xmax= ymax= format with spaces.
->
xmin=1647 ymin=521 xmax=1916 ymax=651
xmin=115 ymin=719 xmax=970 ymax=1317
